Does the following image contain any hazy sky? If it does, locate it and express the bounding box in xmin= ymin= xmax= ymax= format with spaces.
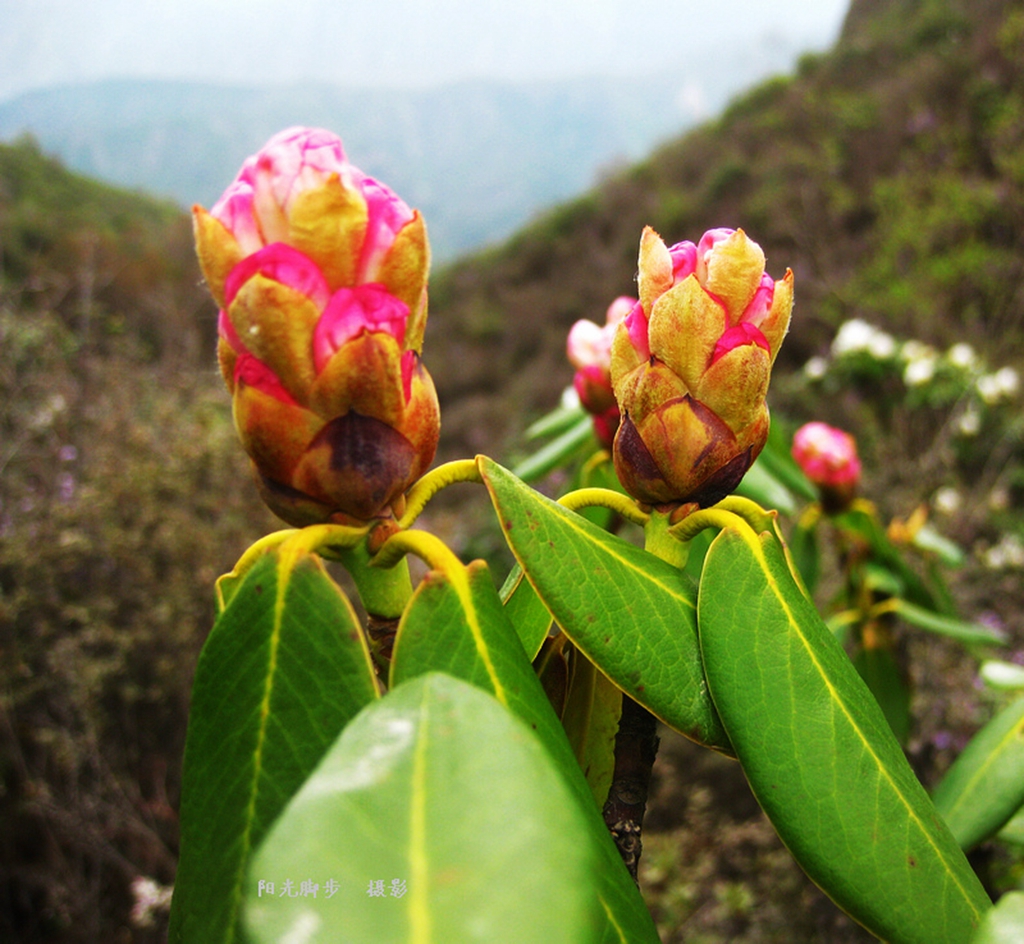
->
xmin=0 ymin=0 xmax=850 ymax=100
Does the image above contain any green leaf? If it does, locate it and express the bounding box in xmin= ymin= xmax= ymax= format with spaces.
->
xmin=698 ymin=524 xmax=990 ymax=944
xmin=524 ymin=399 xmax=587 ymax=441
xmin=981 ymin=660 xmax=1024 ymax=691
xmin=245 ymin=673 xmax=605 ymax=944
xmin=892 ymin=598 xmax=1007 ymax=644
xmin=970 ymin=893 xmax=1024 ymax=944
xmin=512 ymin=414 xmax=597 ymax=482
xmin=479 ymin=456 xmax=731 ymax=754
xmin=499 ymin=562 xmax=552 ymax=659
xmin=996 ymin=803 xmax=1024 ymax=845
xmin=932 ymin=697 xmax=1024 ymax=851
xmin=390 ymin=559 xmax=659 ymax=944
xmin=788 ymin=517 xmax=820 ymax=595
xmin=561 ymin=651 xmax=623 ymax=808
xmin=169 ymin=547 xmax=379 ymax=944
xmin=912 ymin=523 xmax=965 ymax=567
xmin=735 ymin=453 xmax=797 ymax=514
xmin=852 ymin=643 xmax=911 ymax=744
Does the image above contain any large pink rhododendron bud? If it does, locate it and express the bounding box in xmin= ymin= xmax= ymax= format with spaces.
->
xmin=193 ymin=127 xmax=438 ymax=526
xmin=792 ymin=421 xmax=861 ymax=513
xmin=566 ymin=295 xmax=634 ymax=447
xmin=610 ymin=226 xmax=793 ymax=508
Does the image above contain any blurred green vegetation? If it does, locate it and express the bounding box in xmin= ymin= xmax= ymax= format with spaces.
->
xmin=0 ymin=0 xmax=1022 ymax=940
xmin=0 ymin=138 xmax=279 ymax=941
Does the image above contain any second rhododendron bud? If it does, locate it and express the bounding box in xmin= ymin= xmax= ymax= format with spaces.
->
xmin=193 ymin=127 xmax=439 ymax=526
xmin=610 ymin=226 xmax=793 ymax=508
xmin=792 ymin=421 xmax=862 ymax=513
xmin=566 ymin=295 xmax=634 ymax=447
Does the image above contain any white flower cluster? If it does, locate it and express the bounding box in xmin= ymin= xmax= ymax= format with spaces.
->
xmin=899 ymin=340 xmax=940 ymax=387
xmin=982 ymin=533 xmax=1024 ymax=570
xmin=830 ymin=318 xmax=898 ymax=359
xmin=976 ymin=366 xmax=1020 ymax=405
xmin=805 ymin=320 xmax=1020 ymax=416
xmin=130 ymin=876 xmax=174 ymax=928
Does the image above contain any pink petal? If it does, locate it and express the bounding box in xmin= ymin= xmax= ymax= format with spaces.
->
xmin=567 ymin=319 xmax=607 ymax=369
xmin=739 ymin=273 xmax=775 ymax=327
xmin=313 ymin=283 xmax=410 ymax=373
xmin=624 ymin=301 xmax=651 ymax=362
xmin=606 ymin=295 xmax=638 ymax=325
xmin=210 ymin=179 xmax=263 ymax=254
xmin=792 ymin=422 xmax=861 ymax=486
xmin=401 ymin=349 xmax=417 ymax=403
xmin=696 ymin=228 xmax=736 ymax=284
xmin=234 ymin=351 xmax=298 ymax=404
xmin=711 ymin=322 xmax=770 ymax=363
xmin=667 ymin=241 xmax=698 ymax=284
xmin=224 ymin=243 xmax=331 ymax=310
xmin=355 ymin=174 xmax=415 ymax=282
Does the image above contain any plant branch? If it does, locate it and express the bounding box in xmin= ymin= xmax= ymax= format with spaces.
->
xmin=602 ymin=694 xmax=659 ymax=884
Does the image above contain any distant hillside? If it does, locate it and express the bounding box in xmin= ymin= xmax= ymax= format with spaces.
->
xmin=0 ymin=136 xmax=211 ymax=364
xmin=426 ymin=0 xmax=1024 ymax=459
xmin=0 ymin=50 xmax=804 ymax=262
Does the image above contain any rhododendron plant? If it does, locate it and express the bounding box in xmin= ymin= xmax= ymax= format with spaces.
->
xmin=610 ymin=226 xmax=792 ymax=509
xmin=171 ymin=127 xmax=1002 ymax=944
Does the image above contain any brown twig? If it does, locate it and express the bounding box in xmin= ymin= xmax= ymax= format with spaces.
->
xmin=602 ymin=694 xmax=659 ymax=883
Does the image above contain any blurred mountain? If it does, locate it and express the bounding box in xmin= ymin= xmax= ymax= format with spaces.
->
xmin=424 ymin=0 xmax=1024 ymax=457
xmin=0 ymin=39 xmax=810 ymax=262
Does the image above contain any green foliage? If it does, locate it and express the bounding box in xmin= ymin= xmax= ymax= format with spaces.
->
xmin=169 ymin=546 xmax=378 ymax=943
xmin=933 ymin=697 xmax=1024 ymax=852
xmin=0 ymin=136 xmax=212 ymax=362
xmin=698 ymin=523 xmax=990 ymax=942
xmin=246 ymin=674 xmax=607 ymax=944
xmin=389 ymin=557 xmax=657 ymax=940
xmin=480 ymin=458 xmax=731 ymax=753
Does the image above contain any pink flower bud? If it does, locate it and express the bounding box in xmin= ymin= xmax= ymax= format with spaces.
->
xmin=610 ymin=226 xmax=793 ymax=508
xmin=792 ymin=422 xmax=861 ymax=513
xmin=566 ymin=296 xmax=634 ymax=447
xmin=195 ymin=128 xmax=438 ymax=526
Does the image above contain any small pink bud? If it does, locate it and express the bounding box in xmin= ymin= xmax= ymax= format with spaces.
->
xmin=566 ymin=296 xmax=636 ymax=447
xmin=792 ymin=421 xmax=861 ymax=513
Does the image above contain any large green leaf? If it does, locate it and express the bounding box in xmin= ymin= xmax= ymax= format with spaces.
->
xmin=245 ymin=673 xmax=604 ymax=944
xmin=932 ymin=697 xmax=1024 ymax=851
xmin=169 ymin=546 xmax=379 ymax=944
xmin=698 ymin=524 xmax=990 ymax=943
xmin=390 ymin=559 xmax=659 ymax=943
xmin=479 ymin=457 xmax=731 ymax=754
